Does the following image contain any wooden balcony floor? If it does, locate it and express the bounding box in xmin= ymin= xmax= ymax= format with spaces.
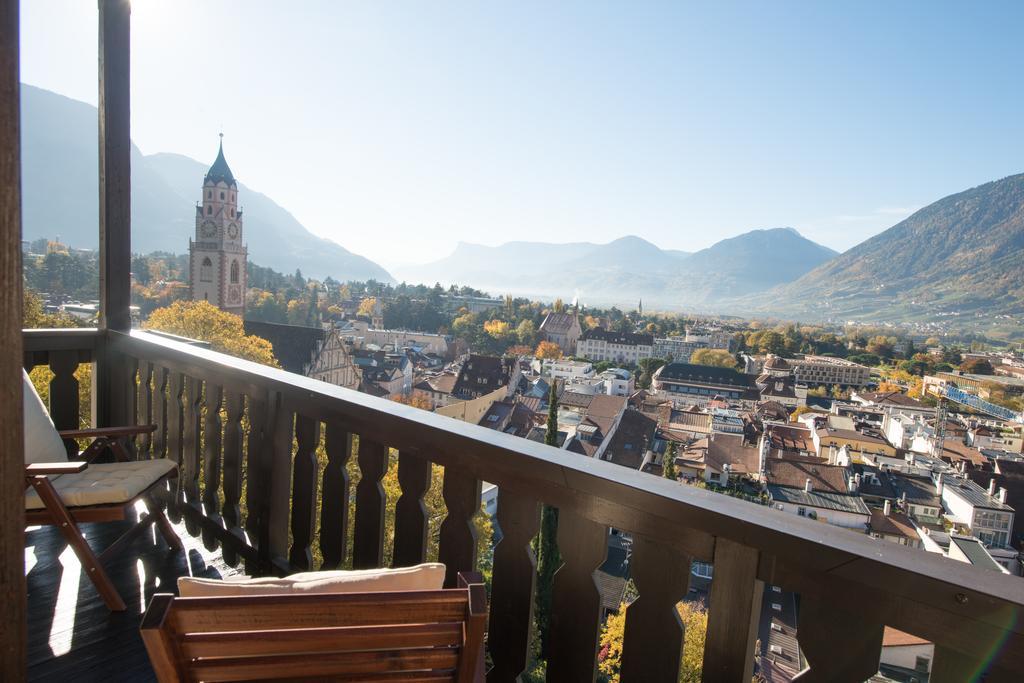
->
xmin=25 ymin=507 xmax=244 ymax=682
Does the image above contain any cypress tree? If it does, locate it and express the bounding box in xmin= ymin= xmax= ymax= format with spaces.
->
xmin=536 ymin=379 xmax=562 ymax=657
xmin=663 ymin=440 xmax=678 ymax=480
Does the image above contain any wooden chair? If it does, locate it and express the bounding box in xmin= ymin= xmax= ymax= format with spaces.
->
xmin=141 ymin=572 xmax=488 ymax=682
xmin=23 ymin=370 xmax=182 ymax=611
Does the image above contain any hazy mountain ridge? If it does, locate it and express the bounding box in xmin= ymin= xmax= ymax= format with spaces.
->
xmin=20 ymin=84 xmax=393 ymax=282
xmin=395 ymin=228 xmax=836 ymax=305
xmin=737 ymin=174 xmax=1024 ymax=320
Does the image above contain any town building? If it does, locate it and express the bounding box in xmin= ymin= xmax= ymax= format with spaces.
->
xmin=764 ymin=458 xmax=870 ymax=529
xmin=342 ymin=319 xmax=451 ymax=358
xmin=533 ymin=358 xmax=595 ymax=382
xmin=189 ymin=137 xmax=247 ymax=316
xmin=789 ymin=355 xmax=871 ymax=387
xmin=538 ymin=312 xmax=582 ymax=354
xmin=812 ymin=425 xmax=897 ymax=463
xmin=452 ymin=355 xmax=519 ymax=401
xmin=684 ymin=326 xmax=735 ymax=351
xmin=937 ymin=473 xmax=1015 ymax=549
xmin=652 ymin=337 xmax=707 ymax=362
xmin=576 ymin=329 xmax=653 ymax=364
xmin=868 ymin=502 xmax=921 ymax=548
xmin=651 ymin=362 xmax=760 ymax=407
xmin=412 ymin=372 xmax=458 ymax=410
xmin=596 ymin=368 xmax=634 ymax=397
xmin=242 ymin=321 xmax=359 ymax=392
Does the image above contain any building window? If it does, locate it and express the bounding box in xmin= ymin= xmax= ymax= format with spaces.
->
xmin=207 ymin=190 xmax=211 ymax=198
xmin=230 ymin=260 xmax=240 ymax=284
xmin=200 ymin=257 xmax=213 ymax=282
xmin=207 ymin=205 xmax=212 ymax=215
xmin=231 ymin=209 xmax=235 ymax=217
xmin=220 ymin=191 xmax=225 ymax=200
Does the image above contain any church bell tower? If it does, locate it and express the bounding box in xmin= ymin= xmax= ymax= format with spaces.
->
xmin=189 ymin=135 xmax=247 ymax=316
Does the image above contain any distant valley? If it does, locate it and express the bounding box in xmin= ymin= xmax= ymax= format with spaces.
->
xmin=395 ymin=229 xmax=837 ymax=308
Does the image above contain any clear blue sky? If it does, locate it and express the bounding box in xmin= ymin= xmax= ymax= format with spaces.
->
xmin=20 ymin=1 xmax=1024 ymax=269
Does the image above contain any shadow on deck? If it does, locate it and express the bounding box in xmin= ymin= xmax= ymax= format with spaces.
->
xmin=25 ymin=506 xmax=244 ymax=682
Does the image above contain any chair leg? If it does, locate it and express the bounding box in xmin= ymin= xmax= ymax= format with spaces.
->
xmin=147 ymin=496 xmax=183 ymax=552
xmin=29 ymin=476 xmax=127 ymax=612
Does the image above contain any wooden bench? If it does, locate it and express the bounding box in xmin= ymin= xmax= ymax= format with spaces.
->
xmin=141 ymin=571 xmax=487 ymax=682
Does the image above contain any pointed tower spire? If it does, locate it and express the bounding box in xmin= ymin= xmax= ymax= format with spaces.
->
xmin=205 ymin=134 xmax=236 ymax=186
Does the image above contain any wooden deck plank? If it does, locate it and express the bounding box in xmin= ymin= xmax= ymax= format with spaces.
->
xmin=25 ymin=513 xmax=244 ymax=682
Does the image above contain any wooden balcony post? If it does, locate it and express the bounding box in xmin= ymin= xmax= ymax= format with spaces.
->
xmin=0 ymin=0 xmax=26 ymax=677
xmin=702 ymin=538 xmax=762 ymax=682
xmin=95 ymin=0 xmax=132 ymax=427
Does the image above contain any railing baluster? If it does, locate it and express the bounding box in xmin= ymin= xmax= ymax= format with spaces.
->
xmin=487 ymin=490 xmax=541 ymax=683
xmin=48 ymin=350 xmax=80 ymax=457
xmin=124 ymin=355 xmax=138 ymax=455
xmin=136 ymin=361 xmax=153 ymax=458
xmin=353 ymin=438 xmax=389 ymax=569
xmin=165 ymin=371 xmax=185 ymax=522
xmin=393 ymin=451 xmax=431 ymax=567
xmin=200 ymin=382 xmax=223 ymax=550
xmin=547 ymin=509 xmax=608 ymax=682
xmin=793 ymin=598 xmax=883 ymax=682
xmin=438 ymin=467 xmax=482 ymax=588
xmin=702 ymin=538 xmax=762 ymax=682
xmin=267 ymin=394 xmax=294 ymax=573
xmin=289 ymin=414 xmax=320 ymax=571
xmin=620 ymin=534 xmax=691 ymax=682
xmin=245 ymin=393 xmax=271 ymax=575
xmin=221 ymin=390 xmax=244 ymax=567
xmin=932 ymin=645 xmax=986 ymax=683
xmin=319 ymin=419 xmax=352 ymax=570
xmin=181 ymin=376 xmax=202 ymax=535
xmin=151 ymin=365 xmax=167 ymax=461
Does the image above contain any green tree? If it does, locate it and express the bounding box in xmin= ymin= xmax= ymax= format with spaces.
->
xmin=757 ymin=331 xmax=786 ymax=356
xmin=535 ymin=381 xmax=562 ymax=658
xmin=960 ymin=357 xmax=994 ymax=375
xmin=663 ymin=441 xmax=678 ymax=480
xmin=516 ymin=319 xmax=538 ymax=346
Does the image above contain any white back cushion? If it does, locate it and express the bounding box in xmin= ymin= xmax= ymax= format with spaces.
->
xmin=23 ymin=370 xmax=69 ymax=464
xmin=178 ymin=562 xmax=446 ymax=598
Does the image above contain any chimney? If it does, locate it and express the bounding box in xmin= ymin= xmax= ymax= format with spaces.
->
xmin=998 ymin=487 xmax=1008 ymax=505
xmin=854 ymin=473 xmax=862 ymax=490
xmin=884 ymin=500 xmax=892 ymax=516
xmin=989 ymin=479 xmax=998 ymax=496
xmin=804 ymin=478 xmax=813 ymax=493
xmin=936 ymin=473 xmax=944 ymax=496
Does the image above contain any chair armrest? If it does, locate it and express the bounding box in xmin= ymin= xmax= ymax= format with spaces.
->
xmin=26 ymin=461 xmax=88 ymax=476
xmin=457 ymin=571 xmax=484 ymax=588
xmin=59 ymin=425 xmax=157 ymax=439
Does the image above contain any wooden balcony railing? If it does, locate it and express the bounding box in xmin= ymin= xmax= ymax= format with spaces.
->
xmin=23 ymin=327 xmax=1024 ymax=682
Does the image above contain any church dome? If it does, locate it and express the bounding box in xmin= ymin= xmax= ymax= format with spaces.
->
xmin=205 ymin=137 xmax=236 ymax=187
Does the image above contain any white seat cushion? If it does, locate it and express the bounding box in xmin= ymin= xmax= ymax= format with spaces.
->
xmin=23 ymin=370 xmax=69 ymax=465
xmin=177 ymin=562 xmax=446 ymax=597
xmin=25 ymin=458 xmax=176 ymax=510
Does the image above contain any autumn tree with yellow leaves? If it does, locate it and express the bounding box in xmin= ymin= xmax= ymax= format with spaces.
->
xmin=145 ymin=300 xmax=279 ymax=367
xmin=598 ymin=599 xmax=708 ymax=682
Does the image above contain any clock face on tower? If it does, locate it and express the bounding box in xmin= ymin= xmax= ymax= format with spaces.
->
xmin=227 ymin=223 xmax=239 ymax=239
xmin=227 ymin=285 xmax=242 ymax=305
xmin=200 ymin=220 xmax=216 ymax=238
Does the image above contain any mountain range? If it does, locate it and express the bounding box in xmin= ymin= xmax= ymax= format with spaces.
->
xmin=394 ymin=229 xmax=838 ymax=307
xmin=20 ymin=84 xmax=393 ymax=282
xmin=736 ymin=173 xmax=1024 ymax=322
xmin=23 ymin=85 xmax=1024 ymax=323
